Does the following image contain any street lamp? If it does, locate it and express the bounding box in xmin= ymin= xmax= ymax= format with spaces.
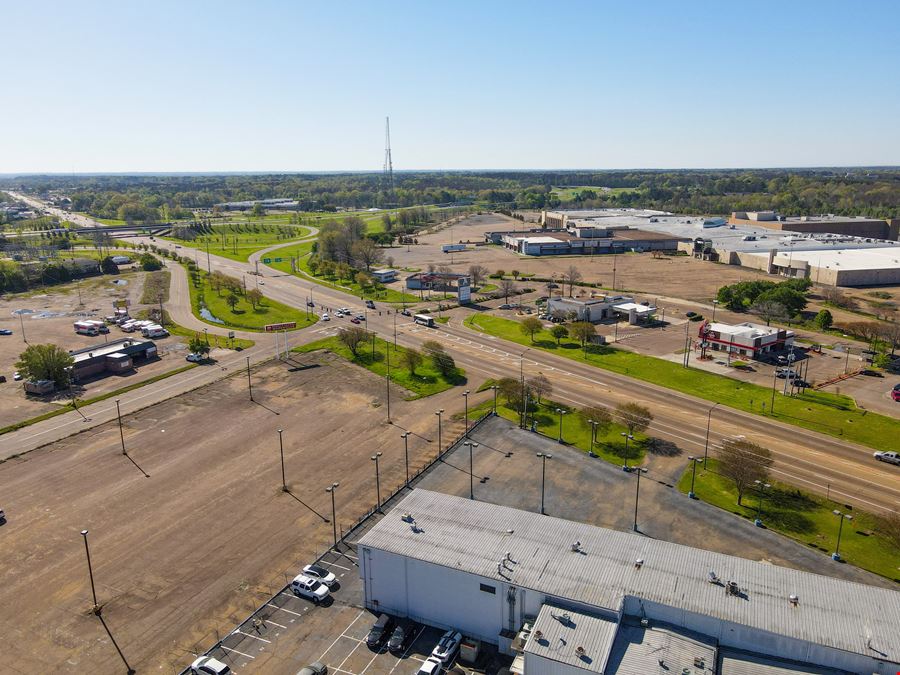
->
xmin=371 ymin=452 xmax=383 ymax=512
xmin=753 ymin=480 xmax=771 ymax=527
xmin=536 ymin=452 xmax=552 ymax=515
xmin=80 ymin=529 xmax=100 ymax=615
xmin=490 ymin=385 xmax=499 ymax=414
xmin=115 ymin=399 xmax=126 ymax=455
xmin=633 ymin=467 xmax=648 ymax=532
xmin=703 ymin=402 xmax=720 ymax=469
xmin=277 ymin=428 xmax=287 ymax=492
xmin=246 ymin=355 xmax=253 ymax=402
xmin=832 ymin=509 xmax=853 ymax=561
xmin=711 ymin=299 xmax=719 ymax=322
xmin=555 ymin=408 xmax=567 ymax=443
xmin=587 ymin=419 xmax=598 ymax=456
xmin=621 ymin=432 xmax=634 ymax=471
xmin=464 ymin=441 xmax=479 ymax=499
xmin=687 ymin=455 xmax=703 ymax=499
xmin=325 ymin=483 xmax=340 ymax=549
xmin=435 ymin=409 xmax=444 ymax=456
xmin=463 ymin=390 xmax=470 ymax=438
xmin=401 ymin=432 xmax=410 ymax=488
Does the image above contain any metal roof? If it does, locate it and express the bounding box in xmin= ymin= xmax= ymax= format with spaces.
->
xmin=357 ymin=490 xmax=900 ymax=664
xmin=719 ymin=651 xmax=851 ymax=675
xmin=524 ymin=604 xmax=617 ymax=674
xmin=605 ymin=623 xmax=717 ymax=675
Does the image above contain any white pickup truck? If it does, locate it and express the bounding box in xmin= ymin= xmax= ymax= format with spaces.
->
xmin=874 ymin=451 xmax=900 ymax=465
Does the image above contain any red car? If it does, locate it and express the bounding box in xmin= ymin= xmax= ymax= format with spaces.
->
xmin=891 ymin=384 xmax=900 ymax=402
xmin=350 ymin=317 xmax=361 ymax=324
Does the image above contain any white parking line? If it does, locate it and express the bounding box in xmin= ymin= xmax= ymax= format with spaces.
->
xmin=220 ymin=645 xmax=256 ymax=660
xmin=264 ymin=618 xmax=287 ymax=629
xmin=319 ymin=609 xmax=364 ymax=661
xmin=323 ymin=561 xmax=353 ymax=571
xmin=233 ymin=630 xmax=272 ymax=643
xmin=266 ymin=602 xmax=307 ymax=617
xmin=388 ymin=625 xmax=427 ymax=674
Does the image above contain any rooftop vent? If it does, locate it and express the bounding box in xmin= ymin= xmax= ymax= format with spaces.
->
xmin=575 ymin=646 xmax=586 ymax=656
xmin=401 ymin=512 xmax=414 ymax=522
xmin=708 ymin=571 xmax=720 ymax=584
xmin=694 ymin=656 xmax=705 ymax=668
xmin=640 ymin=618 xmax=649 ymax=628
xmin=634 ymin=558 xmax=644 ymax=568
xmin=533 ymin=629 xmax=543 ymax=640
xmin=571 ymin=541 xmax=582 ymax=553
xmin=789 ymin=594 xmax=799 ymax=605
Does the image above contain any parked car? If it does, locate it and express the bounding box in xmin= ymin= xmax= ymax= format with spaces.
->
xmin=350 ymin=317 xmax=361 ymax=324
xmin=190 ymin=656 xmax=231 ymax=675
xmin=892 ymin=384 xmax=900 ymax=402
xmin=685 ymin=311 xmax=698 ymax=318
xmin=302 ymin=563 xmax=336 ymax=587
xmin=0 ymin=329 xmax=12 ymax=336
xmin=431 ymin=630 xmax=462 ymax=664
xmin=307 ymin=301 xmax=315 ymax=307
xmin=335 ymin=310 xmax=344 ymax=317
xmin=401 ymin=309 xmax=412 ymax=317
xmin=498 ymin=304 xmax=513 ymax=310
xmin=874 ymin=451 xmax=900 ymax=465
xmin=0 ymin=508 xmax=6 ymax=523
xmin=366 ymin=613 xmax=394 ymax=649
xmin=775 ymin=369 xmax=797 ymax=379
xmin=321 ymin=313 xmax=330 ymax=321
xmin=297 ymin=663 xmax=327 ymax=675
xmin=416 ymin=657 xmax=444 ymax=675
xmin=13 ymin=371 xmax=22 ymax=381
xmin=387 ymin=618 xmax=416 ymax=653
xmin=339 ymin=308 xmax=351 ymax=314
xmin=356 ymin=314 xmax=365 ymax=321
xmin=860 ymin=369 xmax=884 ymax=378
xmin=186 ymin=353 xmax=205 ymax=363
xmin=289 ymin=574 xmax=330 ymax=604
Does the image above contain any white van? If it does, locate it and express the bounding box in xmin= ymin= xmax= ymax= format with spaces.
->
xmin=144 ymin=326 xmax=169 ymax=339
xmin=85 ymin=320 xmax=109 ymax=334
xmin=73 ymin=321 xmax=99 ymax=336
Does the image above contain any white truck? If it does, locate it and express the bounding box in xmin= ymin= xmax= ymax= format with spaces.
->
xmin=874 ymin=451 xmax=900 ymax=465
xmin=142 ymin=324 xmax=169 ymax=339
xmin=73 ymin=321 xmax=99 ymax=336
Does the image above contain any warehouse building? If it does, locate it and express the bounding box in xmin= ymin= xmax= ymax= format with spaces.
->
xmin=738 ymin=247 xmax=900 ymax=287
xmin=69 ymin=337 xmax=158 ymax=380
xmin=357 ymin=490 xmax=899 ymax=675
xmin=729 ymin=211 xmax=899 ymax=241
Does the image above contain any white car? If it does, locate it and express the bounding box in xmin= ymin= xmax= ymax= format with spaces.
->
xmin=190 ymin=655 xmax=231 ymax=674
xmin=290 ymin=574 xmax=330 ymax=603
xmin=431 ymin=630 xmax=462 ymax=664
xmin=186 ymin=353 xmax=205 ymax=363
xmin=321 ymin=313 xmax=330 ymax=321
xmin=416 ymin=657 xmax=443 ymax=675
xmin=13 ymin=371 xmax=22 ymax=381
xmin=303 ymin=563 xmax=337 ymax=587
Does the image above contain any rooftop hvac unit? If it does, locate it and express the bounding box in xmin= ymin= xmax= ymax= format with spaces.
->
xmin=575 ymin=646 xmax=586 ymax=656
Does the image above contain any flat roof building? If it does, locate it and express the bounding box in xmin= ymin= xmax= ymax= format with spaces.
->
xmin=358 ymin=490 xmax=899 ymax=675
xmin=698 ymin=321 xmax=794 ymax=359
xmin=69 ymin=337 xmax=158 ymax=380
xmin=371 ymin=269 xmax=398 ymax=283
xmin=730 ymin=212 xmax=899 ymax=241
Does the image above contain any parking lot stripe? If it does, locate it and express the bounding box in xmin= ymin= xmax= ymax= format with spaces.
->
xmin=323 ymin=561 xmax=353 ymax=571
xmin=265 ymin=603 xmax=307 ymax=618
xmin=264 ymin=618 xmax=287 ymax=629
xmin=220 ymin=645 xmax=256 ymax=660
xmin=233 ymin=629 xmax=272 ymax=643
xmin=318 ymin=610 xmax=364 ymax=661
xmin=388 ymin=625 xmax=427 ymax=674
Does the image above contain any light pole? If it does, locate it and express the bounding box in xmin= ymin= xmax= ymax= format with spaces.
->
xmin=246 ymin=356 xmax=253 ymax=402
xmin=753 ymin=480 xmax=771 ymax=527
xmin=832 ymin=509 xmax=853 ymax=561
xmin=371 ymin=452 xmax=383 ymax=512
xmin=401 ymin=432 xmax=410 ymax=488
xmin=80 ymin=529 xmax=100 ymax=615
xmin=536 ymin=452 xmax=552 ymax=515
xmin=687 ymin=455 xmax=702 ymax=499
xmin=115 ymin=399 xmax=126 ymax=455
xmin=490 ymin=385 xmax=499 ymax=414
xmin=519 ymin=348 xmax=530 ymax=429
xmin=555 ymin=408 xmax=566 ymax=443
xmin=325 ymin=482 xmax=339 ymax=549
xmin=463 ymin=389 xmax=470 ymax=438
xmin=621 ymin=432 xmax=634 ymax=471
xmin=703 ymin=402 xmax=719 ymax=468
xmin=435 ymin=409 xmax=444 ymax=456
xmin=588 ymin=419 xmax=598 ymax=456
xmin=385 ymin=345 xmax=391 ymax=422
xmin=464 ymin=441 xmax=478 ymax=499
xmin=711 ymin=299 xmax=719 ymax=322
xmin=277 ymin=428 xmax=287 ymax=492
xmin=633 ymin=467 xmax=648 ymax=532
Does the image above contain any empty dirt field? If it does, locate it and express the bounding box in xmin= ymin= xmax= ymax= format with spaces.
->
xmin=0 ymin=351 xmax=471 ymax=673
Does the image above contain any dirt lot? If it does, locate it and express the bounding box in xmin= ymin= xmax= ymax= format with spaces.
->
xmin=0 ymin=351 xmax=470 ymax=673
xmin=0 ymin=272 xmax=195 ymax=429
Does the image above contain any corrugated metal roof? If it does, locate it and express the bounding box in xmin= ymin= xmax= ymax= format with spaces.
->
xmin=357 ymin=490 xmax=900 ymax=664
xmin=524 ymin=604 xmax=617 ymax=673
xmin=605 ymin=623 xmax=716 ymax=675
xmin=720 ymin=651 xmax=851 ymax=675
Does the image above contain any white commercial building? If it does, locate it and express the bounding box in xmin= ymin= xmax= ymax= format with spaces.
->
xmin=699 ymin=321 xmax=794 ymax=359
xmin=357 ymin=490 xmax=899 ymax=675
xmin=547 ymin=295 xmax=635 ymax=323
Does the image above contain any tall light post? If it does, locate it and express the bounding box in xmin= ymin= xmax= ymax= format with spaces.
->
xmin=621 ymin=432 xmax=634 ymax=471
xmin=246 ymin=356 xmax=254 ymax=401
xmin=832 ymin=509 xmax=853 ymax=561
xmin=555 ymin=408 xmax=566 ymax=443
xmin=703 ymin=402 xmax=719 ymax=469
xmin=463 ymin=389 xmax=471 ymax=438
xmin=371 ymin=452 xmax=383 ymax=512
xmin=588 ymin=419 xmax=598 ymax=456
xmin=277 ymin=428 xmax=287 ymax=492
xmin=519 ymin=348 xmax=530 ymax=428
xmin=401 ymin=432 xmax=410 ymax=488
xmin=115 ymin=399 xmax=126 ymax=455
xmin=711 ymin=299 xmax=719 ymax=322
xmin=464 ymin=441 xmax=479 ymax=499
xmin=18 ymin=310 xmax=27 ymax=343
xmin=435 ymin=409 xmax=444 ymax=456
xmin=753 ymin=480 xmax=771 ymax=527
xmin=687 ymin=455 xmax=702 ymax=499
xmin=536 ymin=452 xmax=552 ymax=515
xmin=80 ymin=529 xmax=100 ymax=615
xmin=490 ymin=385 xmax=499 ymax=414
xmin=325 ymin=483 xmax=339 ymax=549
xmin=633 ymin=467 xmax=648 ymax=532
xmin=385 ymin=344 xmax=391 ymax=422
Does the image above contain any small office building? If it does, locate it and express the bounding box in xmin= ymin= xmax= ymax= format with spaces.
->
xmin=70 ymin=337 xmax=158 ymax=380
xmin=699 ymin=321 xmax=794 ymax=359
xmin=547 ymin=295 xmax=635 ymax=323
xmin=371 ymin=269 xmax=398 ymax=283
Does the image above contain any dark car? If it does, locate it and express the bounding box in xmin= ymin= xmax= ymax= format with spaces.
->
xmin=401 ymin=309 xmax=412 ymax=317
xmin=0 ymin=329 xmax=12 ymax=336
xmin=388 ymin=619 xmax=417 ymax=653
xmin=365 ymin=300 xmax=376 ymax=309
xmin=366 ymin=613 xmax=394 ymax=649
xmin=860 ymin=369 xmax=884 ymax=378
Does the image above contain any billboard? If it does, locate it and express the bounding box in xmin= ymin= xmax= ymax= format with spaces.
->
xmin=457 ymin=276 xmax=471 ymax=305
xmin=264 ymin=322 xmax=297 ymax=332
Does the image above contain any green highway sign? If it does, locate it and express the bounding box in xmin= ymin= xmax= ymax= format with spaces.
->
xmin=273 ymin=257 xmax=283 ymax=262
xmin=262 ymin=258 xmax=271 ymax=263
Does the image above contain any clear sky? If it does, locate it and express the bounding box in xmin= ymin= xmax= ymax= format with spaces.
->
xmin=3 ymin=0 xmax=899 ymax=172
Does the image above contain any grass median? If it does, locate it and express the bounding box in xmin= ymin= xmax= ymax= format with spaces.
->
xmin=465 ymin=313 xmax=898 ymax=452
xmin=677 ymin=459 xmax=900 ymax=582
xmin=294 ymin=334 xmax=465 ymax=399
xmin=163 ymin=225 xmax=315 ymax=263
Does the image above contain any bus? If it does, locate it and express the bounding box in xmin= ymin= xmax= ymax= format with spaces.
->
xmin=414 ymin=314 xmax=435 ymax=327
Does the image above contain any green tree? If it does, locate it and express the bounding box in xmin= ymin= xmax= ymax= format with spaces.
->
xmin=550 ymin=324 xmax=568 ymax=345
xmin=250 ymin=202 xmax=266 ymax=218
xmin=246 ymin=288 xmax=263 ymax=310
xmin=401 ymin=347 xmax=423 ymax=375
xmin=15 ymin=344 xmax=74 ymax=387
xmin=814 ymin=309 xmax=833 ymax=330
xmin=568 ymin=321 xmax=596 ymax=349
xmin=337 ymin=326 xmax=370 ymax=358
xmin=520 ymin=316 xmax=543 ymax=342
xmin=188 ymin=336 xmax=211 ymax=358
xmin=226 ymin=291 xmax=240 ymax=312
xmin=99 ymin=256 xmax=119 ymax=275
xmin=139 ymin=253 xmax=162 ymax=271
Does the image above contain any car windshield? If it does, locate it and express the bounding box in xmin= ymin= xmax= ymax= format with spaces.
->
xmin=309 ymin=579 xmax=321 ymax=590
xmin=308 ymin=565 xmax=327 ymax=576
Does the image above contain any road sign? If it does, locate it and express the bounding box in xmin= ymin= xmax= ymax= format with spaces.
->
xmin=273 ymin=257 xmax=283 ymax=262
xmin=264 ymin=322 xmax=297 ymax=332
xmin=262 ymin=258 xmax=272 ymax=264
xmin=228 ymin=331 xmax=235 ymax=339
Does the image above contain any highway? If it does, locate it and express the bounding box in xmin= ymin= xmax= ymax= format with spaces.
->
xmin=3 ymin=208 xmax=898 ymax=515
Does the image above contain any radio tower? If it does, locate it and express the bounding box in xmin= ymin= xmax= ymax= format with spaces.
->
xmin=383 ymin=116 xmax=395 ymax=204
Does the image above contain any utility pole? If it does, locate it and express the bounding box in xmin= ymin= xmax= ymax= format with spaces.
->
xmin=435 ymin=409 xmax=444 ymax=457
xmin=703 ymin=402 xmax=719 ymax=468
xmin=401 ymin=432 xmax=410 ymax=488
xmin=205 ymin=239 xmax=211 ymax=274
xmin=385 ymin=345 xmax=391 ymax=422
xmin=536 ymin=452 xmax=551 ymax=515
xmin=18 ymin=311 xmax=27 ymax=343
xmin=115 ymin=399 xmax=126 ymax=455
xmin=325 ymin=483 xmax=339 ymax=550
xmin=277 ymin=428 xmax=287 ymax=492
xmin=246 ymin=356 xmax=253 ymax=401
xmin=633 ymin=467 xmax=647 ymax=532
xmin=80 ymin=530 xmax=100 ymax=615
xmin=463 ymin=390 xmax=470 ymax=438
xmin=371 ymin=452 xmax=383 ymax=512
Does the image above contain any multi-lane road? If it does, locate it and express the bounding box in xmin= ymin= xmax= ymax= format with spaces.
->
xmin=4 ymin=205 xmax=898 ymax=515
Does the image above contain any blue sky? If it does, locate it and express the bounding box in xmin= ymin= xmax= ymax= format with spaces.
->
xmin=2 ymin=0 xmax=899 ymax=172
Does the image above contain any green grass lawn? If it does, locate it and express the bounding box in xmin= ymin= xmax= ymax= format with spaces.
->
xmin=462 ymin=392 xmax=647 ymax=466
xmin=551 ymin=186 xmax=641 ymax=201
xmin=264 ymin=241 xmax=420 ymax=304
xmin=678 ymin=459 xmax=900 ymax=582
xmin=293 ymin=334 xmax=466 ymax=399
xmin=75 ymin=212 xmax=127 ymax=226
xmin=465 ymin=314 xmax=899 ymax=452
xmin=184 ymin=265 xmax=316 ymax=332
xmin=163 ymin=224 xmax=315 ymax=263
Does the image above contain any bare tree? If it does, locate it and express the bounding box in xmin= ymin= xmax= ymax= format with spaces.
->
xmin=568 ymin=321 xmax=596 ymax=350
xmin=615 ymin=402 xmax=653 ymax=436
xmin=246 ymin=288 xmax=263 ymax=309
xmin=579 ymin=405 xmax=612 ymax=441
xmin=751 ymin=300 xmax=788 ymax=327
xmin=468 ymin=264 xmax=489 ymax=288
xmin=400 ymin=347 xmax=423 ymax=375
xmin=876 ymin=510 xmax=900 ymax=552
xmin=337 ymin=326 xmax=370 ymax=358
xmin=351 ymin=238 xmax=384 ymax=271
xmin=497 ymin=376 xmax=525 ymax=408
xmin=528 ymin=373 xmax=552 ymax=402
xmin=561 ymin=265 xmax=583 ymax=297
xmin=718 ymin=437 xmax=772 ymax=505
xmin=499 ymin=278 xmax=516 ymax=304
